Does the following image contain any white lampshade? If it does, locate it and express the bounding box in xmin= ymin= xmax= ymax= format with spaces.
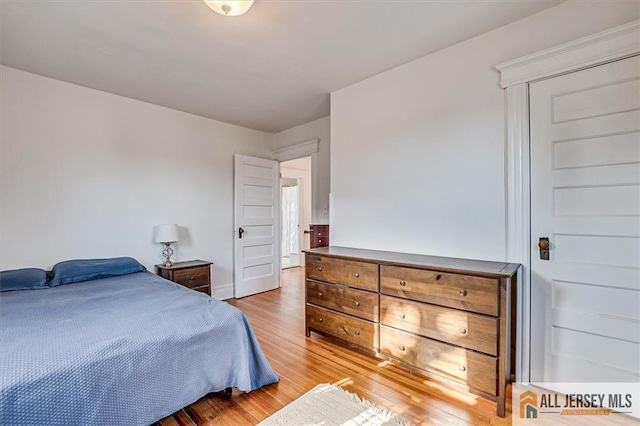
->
xmin=153 ymin=224 xmax=179 ymax=243
xmin=203 ymin=0 xmax=254 ymax=17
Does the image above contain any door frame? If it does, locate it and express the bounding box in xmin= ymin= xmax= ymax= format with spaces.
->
xmin=272 ymin=139 xmax=320 ymax=270
xmin=496 ymin=19 xmax=640 ymax=383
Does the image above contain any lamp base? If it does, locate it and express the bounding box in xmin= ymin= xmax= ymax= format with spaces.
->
xmin=162 ymin=243 xmax=175 ymax=267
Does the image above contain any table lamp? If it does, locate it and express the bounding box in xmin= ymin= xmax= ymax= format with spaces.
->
xmin=153 ymin=224 xmax=179 ymax=267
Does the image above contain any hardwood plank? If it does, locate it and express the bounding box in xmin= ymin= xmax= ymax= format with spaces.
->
xmin=154 ymin=266 xmax=513 ymax=425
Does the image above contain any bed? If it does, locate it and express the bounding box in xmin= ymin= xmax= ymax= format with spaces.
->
xmin=0 ymin=259 xmax=279 ymax=425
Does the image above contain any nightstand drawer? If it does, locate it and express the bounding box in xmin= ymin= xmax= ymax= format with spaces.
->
xmin=190 ymin=284 xmax=211 ymax=294
xmin=173 ymin=266 xmax=210 ymax=288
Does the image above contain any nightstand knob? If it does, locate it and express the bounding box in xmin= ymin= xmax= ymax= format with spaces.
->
xmin=354 ymin=272 xmax=360 ymax=278
xmin=355 ymin=301 xmax=360 ymax=307
xmin=459 ymin=365 xmax=466 ymax=372
xmin=318 ymin=267 xmax=323 ymax=271
xmin=459 ymin=289 xmax=467 ymax=297
xmin=318 ymin=292 xmax=323 ymax=297
xmin=354 ymin=330 xmax=360 ymax=336
xmin=318 ymin=232 xmax=322 ymax=236
xmin=190 ymin=276 xmax=195 ymax=280
xmin=459 ymin=327 xmax=467 ymax=335
xmin=399 ymin=345 xmax=406 ymax=351
xmin=318 ymin=318 xmax=323 ymax=323
xmin=399 ymin=280 xmax=406 ymax=286
xmin=399 ymin=313 xmax=406 ymax=319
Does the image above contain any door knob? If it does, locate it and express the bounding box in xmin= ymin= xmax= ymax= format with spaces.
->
xmin=238 ymin=227 xmax=245 ymax=238
xmin=538 ymin=237 xmax=550 ymax=260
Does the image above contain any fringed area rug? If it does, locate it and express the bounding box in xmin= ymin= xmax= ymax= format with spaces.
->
xmin=258 ymin=383 xmax=410 ymax=426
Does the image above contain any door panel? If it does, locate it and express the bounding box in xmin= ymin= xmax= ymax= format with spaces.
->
xmin=234 ymin=155 xmax=280 ymax=298
xmin=530 ymin=56 xmax=640 ymax=384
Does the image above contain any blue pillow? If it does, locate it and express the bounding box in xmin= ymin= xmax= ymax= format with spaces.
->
xmin=48 ymin=257 xmax=146 ymax=287
xmin=0 ymin=268 xmax=49 ymax=291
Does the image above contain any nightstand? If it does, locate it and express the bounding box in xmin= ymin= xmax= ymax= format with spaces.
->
xmin=155 ymin=260 xmax=213 ymax=295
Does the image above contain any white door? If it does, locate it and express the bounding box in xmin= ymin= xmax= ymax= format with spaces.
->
xmin=530 ymin=56 xmax=640 ymax=384
xmin=234 ymin=155 xmax=280 ymax=298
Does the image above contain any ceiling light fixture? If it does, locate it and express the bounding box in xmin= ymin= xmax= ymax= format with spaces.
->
xmin=203 ymin=1 xmax=254 ymax=17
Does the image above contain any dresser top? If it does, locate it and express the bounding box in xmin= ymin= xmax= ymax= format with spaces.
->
xmin=155 ymin=260 xmax=212 ymax=271
xmin=304 ymin=246 xmax=519 ymax=278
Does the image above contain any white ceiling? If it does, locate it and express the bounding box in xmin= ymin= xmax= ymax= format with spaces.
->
xmin=1 ymin=0 xmax=562 ymax=133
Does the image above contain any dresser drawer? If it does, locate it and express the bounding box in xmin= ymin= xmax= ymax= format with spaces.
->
xmin=172 ymin=266 xmax=210 ymax=288
xmin=380 ymin=295 xmax=498 ymax=356
xmin=307 ymin=280 xmax=378 ymax=322
xmin=306 ymin=255 xmax=378 ymax=292
xmin=306 ymin=304 xmax=378 ymax=350
xmin=380 ymin=265 xmax=498 ymax=316
xmin=380 ymin=325 xmax=497 ymax=395
xmin=312 ymin=236 xmax=329 ymax=248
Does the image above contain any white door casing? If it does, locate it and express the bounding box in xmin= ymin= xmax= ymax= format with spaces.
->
xmin=497 ymin=20 xmax=640 ymax=382
xmin=234 ymin=155 xmax=280 ymax=298
xmin=529 ymin=56 xmax=640 ymax=383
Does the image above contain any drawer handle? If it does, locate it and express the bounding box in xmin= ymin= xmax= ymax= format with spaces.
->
xmin=318 ymin=232 xmax=322 ymax=236
xmin=459 ymin=289 xmax=467 ymax=297
xmin=319 ymin=239 xmax=322 ymax=243
xmin=399 ymin=280 xmax=406 ymax=286
xmin=354 ymin=301 xmax=360 ymax=307
xmin=318 ymin=318 xmax=323 ymax=323
xmin=436 ymin=274 xmax=442 ymax=281
xmin=190 ymin=276 xmax=195 ymax=280
xmin=354 ymin=330 xmax=360 ymax=336
xmin=459 ymin=365 xmax=466 ymax=372
xmin=459 ymin=327 xmax=467 ymax=335
xmin=399 ymin=313 xmax=406 ymax=319
xmin=399 ymin=345 xmax=406 ymax=351
xmin=318 ymin=267 xmax=323 ymax=272
xmin=354 ymin=272 xmax=360 ymax=278
xmin=318 ymin=292 xmax=323 ymax=297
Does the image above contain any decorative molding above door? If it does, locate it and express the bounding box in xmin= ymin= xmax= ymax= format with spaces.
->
xmin=497 ymin=20 xmax=640 ymax=88
xmin=272 ymin=139 xmax=319 ymax=162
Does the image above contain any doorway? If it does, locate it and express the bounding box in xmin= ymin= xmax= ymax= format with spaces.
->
xmin=281 ymin=177 xmax=300 ymax=268
xmin=280 ymin=157 xmax=312 ymax=269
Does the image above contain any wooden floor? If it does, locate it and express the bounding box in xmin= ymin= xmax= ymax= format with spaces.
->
xmin=156 ymin=267 xmax=512 ymax=425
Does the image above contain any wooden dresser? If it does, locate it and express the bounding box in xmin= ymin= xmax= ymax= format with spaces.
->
xmin=304 ymin=246 xmax=519 ymax=417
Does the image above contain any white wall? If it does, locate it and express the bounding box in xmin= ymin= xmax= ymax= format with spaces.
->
xmin=273 ymin=116 xmax=330 ymax=224
xmin=0 ymin=66 xmax=273 ymax=298
xmin=330 ymin=1 xmax=639 ymax=261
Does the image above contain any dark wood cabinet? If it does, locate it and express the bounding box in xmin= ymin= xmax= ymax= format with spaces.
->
xmin=308 ymin=224 xmax=329 ymax=248
xmin=155 ymin=260 xmax=212 ymax=295
xmin=303 ymin=246 xmax=519 ymax=417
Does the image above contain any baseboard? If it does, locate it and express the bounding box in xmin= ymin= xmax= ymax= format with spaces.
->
xmin=211 ymin=283 xmax=234 ymax=300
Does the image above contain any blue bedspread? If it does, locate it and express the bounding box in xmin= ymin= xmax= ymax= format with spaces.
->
xmin=0 ymin=272 xmax=279 ymax=425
